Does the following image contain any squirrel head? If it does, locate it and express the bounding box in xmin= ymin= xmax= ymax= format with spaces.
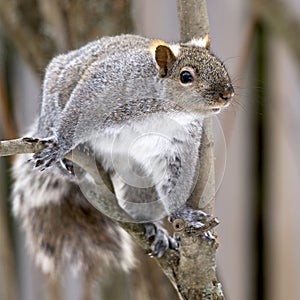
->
xmin=150 ymin=37 xmax=234 ymax=114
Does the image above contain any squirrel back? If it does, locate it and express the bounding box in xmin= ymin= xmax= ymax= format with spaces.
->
xmin=39 ymin=34 xmax=151 ymax=137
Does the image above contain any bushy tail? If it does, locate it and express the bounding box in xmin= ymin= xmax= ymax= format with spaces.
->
xmin=11 ymin=153 xmax=135 ymax=278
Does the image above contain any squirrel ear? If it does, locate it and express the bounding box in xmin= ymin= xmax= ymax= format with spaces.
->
xmin=203 ymin=34 xmax=210 ymax=50
xmin=155 ymin=45 xmax=176 ymax=77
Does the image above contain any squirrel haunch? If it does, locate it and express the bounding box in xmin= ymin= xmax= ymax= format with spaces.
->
xmin=12 ymin=34 xmax=234 ymax=277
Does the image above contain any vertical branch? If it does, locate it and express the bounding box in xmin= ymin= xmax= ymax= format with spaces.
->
xmin=177 ymin=0 xmax=214 ymax=213
xmin=176 ymin=1 xmax=225 ymax=299
xmin=177 ymin=0 xmax=209 ymax=42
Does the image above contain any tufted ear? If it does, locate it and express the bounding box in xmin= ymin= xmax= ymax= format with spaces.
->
xmin=186 ymin=34 xmax=210 ymax=50
xmin=155 ymin=45 xmax=177 ymax=77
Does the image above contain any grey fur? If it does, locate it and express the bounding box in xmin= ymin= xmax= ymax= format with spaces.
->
xmin=12 ymin=34 xmax=233 ymax=277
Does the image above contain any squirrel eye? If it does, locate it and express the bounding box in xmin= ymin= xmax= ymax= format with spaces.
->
xmin=180 ymin=70 xmax=194 ymax=84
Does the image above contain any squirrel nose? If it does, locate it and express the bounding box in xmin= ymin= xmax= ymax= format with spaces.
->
xmin=219 ymin=84 xmax=234 ymax=101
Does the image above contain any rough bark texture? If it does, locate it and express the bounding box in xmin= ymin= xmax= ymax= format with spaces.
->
xmin=0 ymin=137 xmax=46 ymax=157
xmin=0 ymin=135 xmax=221 ymax=300
xmin=175 ymin=1 xmax=225 ymax=299
xmin=177 ymin=0 xmax=209 ymax=43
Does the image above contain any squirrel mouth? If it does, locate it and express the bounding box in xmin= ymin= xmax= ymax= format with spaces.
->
xmin=208 ymin=107 xmax=221 ymax=114
xmin=209 ymin=101 xmax=230 ymax=113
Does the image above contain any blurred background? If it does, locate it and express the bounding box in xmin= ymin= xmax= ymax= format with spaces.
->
xmin=0 ymin=0 xmax=299 ymax=299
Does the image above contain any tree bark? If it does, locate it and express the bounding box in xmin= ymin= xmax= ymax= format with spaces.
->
xmin=173 ymin=1 xmax=225 ymax=299
xmin=0 ymin=135 xmax=221 ymax=300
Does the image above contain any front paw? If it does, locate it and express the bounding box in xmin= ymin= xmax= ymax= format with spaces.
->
xmin=169 ymin=205 xmax=210 ymax=228
xmin=144 ymin=223 xmax=179 ymax=257
xmin=32 ymin=138 xmax=61 ymax=169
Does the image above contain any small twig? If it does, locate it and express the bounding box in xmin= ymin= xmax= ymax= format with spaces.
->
xmin=0 ymin=137 xmax=46 ymax=157
xmin=187 ymin=217 xmax=220 ymax=235
xmin=172 ymin=216 xmax=219 ymax=235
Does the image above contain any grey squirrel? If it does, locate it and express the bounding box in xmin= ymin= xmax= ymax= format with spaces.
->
xmin=12 ymin=34 xmax=233 ymax=277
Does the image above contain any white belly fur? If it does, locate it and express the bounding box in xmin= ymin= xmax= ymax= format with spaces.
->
xmin=92 ymin=112 xmax=203 ymax=220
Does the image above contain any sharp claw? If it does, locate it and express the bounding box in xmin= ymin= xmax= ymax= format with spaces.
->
xmin=156 ymin=250 xmax=164 ymax=258
xmin=203 ymin=231 xmax=216 ymax=241
xmin=191 ymin=221 xmax=205 ymax=228
xmin=144 ymin=223 xmax=156 ymax=240
xmin=31 ymin=138 xmax=61 ymax=170
xmin=35 ymin=160 xmax=42 ymax=168
xmin=45 ymin=158 xmax=55 ymax=168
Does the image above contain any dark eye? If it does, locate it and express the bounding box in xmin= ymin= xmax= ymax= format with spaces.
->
xmin=180 ymin=71 xmax=194 ymax=84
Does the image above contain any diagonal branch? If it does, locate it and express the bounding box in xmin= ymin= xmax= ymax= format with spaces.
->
xmin=0 ymin=135 xmax=220 ymax=300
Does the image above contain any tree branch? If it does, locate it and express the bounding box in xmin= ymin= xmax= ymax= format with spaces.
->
xmin=0 ymin=136 xmax=220 ymax=299
xmin=177 ymin=0 xmax=209 ymax=43
xmin=175 ymin=0 xmax=225 ymax=299
xmin=0 ymin=137 xmax=45 ymax=157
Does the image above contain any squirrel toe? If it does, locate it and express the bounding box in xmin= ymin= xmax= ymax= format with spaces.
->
xmin=144 ymin=223 xmax=179 ymax=257
xmin=33 ymin=139 xmax=61 ymax=170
